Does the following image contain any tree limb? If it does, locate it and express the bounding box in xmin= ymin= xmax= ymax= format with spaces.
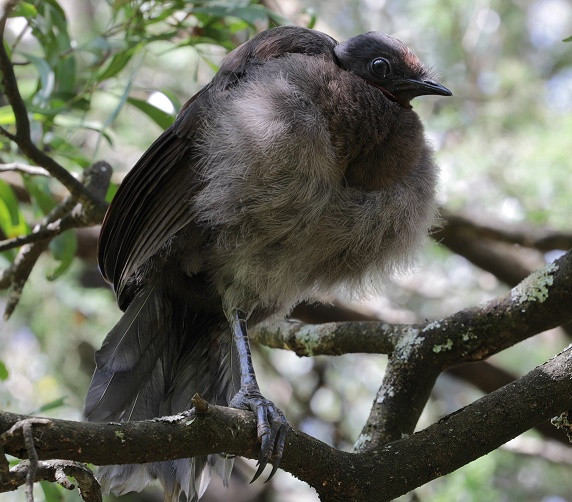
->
xmin=252 ymin=319 xmax=399 ymax=356
xmin=439 ymin=209 xmax=572 ymax=253
xmin=252 ymin=251 xmax=572 ymax=451
xmin=253 ymin=250 xmax=572 ymax=363
xmin=1 ymin=346 xmax=571 ymax=501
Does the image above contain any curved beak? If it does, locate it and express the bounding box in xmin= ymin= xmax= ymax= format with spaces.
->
xmin=392 ymin=78 xmax=452 ymax=100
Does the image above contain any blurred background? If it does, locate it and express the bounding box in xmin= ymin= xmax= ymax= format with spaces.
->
xmin=1 ymin=0 xmax=571 ymax=500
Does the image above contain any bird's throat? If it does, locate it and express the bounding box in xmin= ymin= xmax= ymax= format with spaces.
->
xmin=369 ymin=82 xmax=412 ymax=109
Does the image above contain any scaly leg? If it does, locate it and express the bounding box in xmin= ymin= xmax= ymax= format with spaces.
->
xmin=228 ymin=309 xmax=289 ymax=482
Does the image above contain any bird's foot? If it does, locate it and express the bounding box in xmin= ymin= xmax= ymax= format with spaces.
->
xmin=229 ymin=384 xmax=289 ymax=483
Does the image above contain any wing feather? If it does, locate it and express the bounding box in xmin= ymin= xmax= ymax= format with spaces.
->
xmin=97 ymin=26 xmax=339 ymax=309
xmin=98 ymin=100 xmax=204 ymax=307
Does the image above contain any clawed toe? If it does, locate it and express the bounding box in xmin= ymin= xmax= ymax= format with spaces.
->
xmin=230 ymin=388 xmax=289 ymax=482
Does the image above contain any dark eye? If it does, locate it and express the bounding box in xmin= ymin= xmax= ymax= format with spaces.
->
xmin=370 ymin=57 xmax=391 ymax=78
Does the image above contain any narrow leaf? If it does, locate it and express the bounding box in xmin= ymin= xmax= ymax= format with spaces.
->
xmin=0 ymin=179 xmax=29 ymax=237
xmin=31 ymin=397 xmax=67 ymax=414
xmin=47 ymin=230 xmax=77 ymax=280
xmin=127 ymin=96 xmax=175 ymax=130
xmin=0 ymin=361 xmax=8 ymax=381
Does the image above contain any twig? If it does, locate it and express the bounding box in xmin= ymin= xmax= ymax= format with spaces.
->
xmin=0 ymin=211 xmax=89 ymax=253
xmin=191 ymin=393 xmax=209 ymax=414
xmin=1 ymin=460 xmax=102 ymax=502
xmin=0 ymin=162 xmax=50 ymax=176
xmin=22 ymin=422 xmax=38 ymax=502
xmin=0 ymin=124 xmax=18 ymax=142
xmin=0 ymin=161 xmax=111 ymax=318
xmin=2 ymin=418 xmax=52 ymax=502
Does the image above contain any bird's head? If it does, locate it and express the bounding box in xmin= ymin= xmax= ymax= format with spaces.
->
xmin=334 ymin=32 xmax=452 ymax=108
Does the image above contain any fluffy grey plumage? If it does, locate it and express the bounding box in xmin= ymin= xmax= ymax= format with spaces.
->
xmin=85 ymin=26 xmax=450 ymax=501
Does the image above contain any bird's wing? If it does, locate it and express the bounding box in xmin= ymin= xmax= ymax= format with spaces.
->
xmin=98 ymin=89 xmax=209 ymax=308
xmin=98 ymin=27 xmax=338 ymax=308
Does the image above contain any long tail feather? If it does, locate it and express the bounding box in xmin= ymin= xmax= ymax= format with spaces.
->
xmin=85 ymin=284 xmax=239 ymax=500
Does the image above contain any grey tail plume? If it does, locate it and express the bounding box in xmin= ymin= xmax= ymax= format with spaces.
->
xmin=84 ymin=284 xmax=240 ymax=501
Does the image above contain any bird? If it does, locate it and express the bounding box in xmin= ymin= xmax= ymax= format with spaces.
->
xmin=84 ymin=25 xmax=451 ymax=501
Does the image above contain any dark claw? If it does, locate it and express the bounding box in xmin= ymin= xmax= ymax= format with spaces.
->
xmin=265 ymin=425 xmax=288 ymax=482
xmin=251 ymin=460 xmax=267 ymax=484
xmin=229 ymin=387 xmax=289 ymax=483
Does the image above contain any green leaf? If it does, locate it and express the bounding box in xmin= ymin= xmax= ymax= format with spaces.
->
xmin=105 ymin=182 xmax=119 ymax=203
xmin=303 ymin=7 xmax=317 ymax=29
xmin=40 ymin=480 xmax=63 ymax=502
xmin=12 ymin=1 xmax=38 ymax=19
xmin=0 ymin=179 xmax=29 ymax=238
xmin=0 ymin=105 xmax=16 ymax=126
xmin=96 ymin=43 xmax=142 ymax=81
xmin=563 ymin=35 xmax=572 ymax=42
xmin=47 ymin=231 xmax=77 ymax=280
xmin=23 ymin=177 xmax=57 ymax=215
xmin=194 ymin=5 xmax=270 ymax=26
xmin=96 ymin=65 xmax=139 ymax=153
xmin=127 ymin=96 xmax=175 ymax=129
xmin=52 ymin=115 xmax=114 ymax=147
xmin=21 ymin=52 xmax=55 ymax=105
xmin=30 ymin=397 xmax=67 ymax=414
xmin=0 ymin=361 xmax=8 ymax=381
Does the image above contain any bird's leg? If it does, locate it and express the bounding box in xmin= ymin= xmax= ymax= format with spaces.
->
xmin=228 ymin=308 xmax=289 ymax=482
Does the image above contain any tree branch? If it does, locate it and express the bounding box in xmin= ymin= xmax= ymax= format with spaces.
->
xmin=254 ymin=251 xmax=572 ymax=362
xmin=0 ymin=161 xmax=111 ymax=318
xmin=0 ymin=219 xmax=76 ymax=252
xmin=0 ymin=459 xmax=102 ymax=502
xmin=439 ymin=209 xmax=572 ymax=253
xmin=252 ymin=319 xmax=398 ymax=356
xmin=0 ymin=162 xmax=50 ymax=176
xmin=1 ymin=346 xmax=571 ymax=501
xmin=252 ymin=251 xmax=572 ymax=451
xmin=357 ymin=250 xmax=571 ymax=450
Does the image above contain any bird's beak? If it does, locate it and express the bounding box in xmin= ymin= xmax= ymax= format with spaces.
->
xmin=392 ymin=78 xmax=452 ymax=99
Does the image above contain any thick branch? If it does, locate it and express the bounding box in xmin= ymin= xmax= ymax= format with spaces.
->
xmin=252 ymin=320 xmax=398 ymax=356
xmin=1 ymin=347 xmax=571 ymax=501
xmin=255 ymin=251 xmax=572 ymax=362
xmin=433 ymin=224 xmax=536 ymax=286
xmin=253 ymin=252 xmax=572 ymax=451
xmin=360 ymin=251 xmax=571 ymax=449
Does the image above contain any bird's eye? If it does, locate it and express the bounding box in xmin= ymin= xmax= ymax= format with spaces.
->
xmin=370 ymin=57 xmax=391 ymax=78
